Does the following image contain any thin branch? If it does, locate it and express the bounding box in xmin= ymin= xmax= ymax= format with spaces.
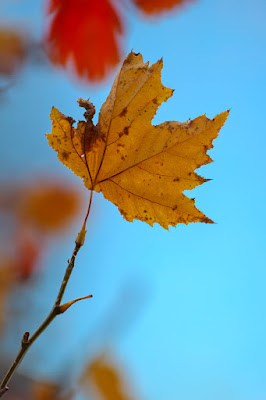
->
xmin=55 ymin=241 xmax=83 ymax=307
xmin=0 ymin=193 xmax=94 ymax=397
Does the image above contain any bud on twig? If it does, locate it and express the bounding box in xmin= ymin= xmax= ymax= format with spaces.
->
xmin=58 ymin=294 xmax=93 ymax=314
xmin=21 ymin=332 xmax=30 ymax=346
xmin=75 ymin=223 xmax=87 ymax=247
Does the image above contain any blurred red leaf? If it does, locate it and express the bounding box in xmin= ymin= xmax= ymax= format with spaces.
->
xmin=134 ymin=0 xmax=190 ymax=14
xmin=46 ymin=0 xmax=123 ymax=81
xmin=15 ymin=226 xmax=41 ymax=280
xmin=0 ymin=180 xmax=82 ymax=279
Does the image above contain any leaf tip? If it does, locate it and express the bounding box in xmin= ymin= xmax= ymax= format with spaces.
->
xmin=50 ymin=106 xmax=55 ymax=118
xmin=50 ymin=106 xmax=61 ymax=121
xmin=202 ymin=216 xmax=214 ymax=224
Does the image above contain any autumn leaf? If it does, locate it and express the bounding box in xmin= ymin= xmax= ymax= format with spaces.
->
xmin=31 ymin=381 xmax=61 ymax=400
xmin=44 ymin=0 xmax=193 ymax=83
xmin=18 ymin=182 xmax=81 ymax=232
xmin=47 ymin=52 xmax=229 ymax=229
xmin=0 ymin=180 xmax=81 ymax=279
xmin=0 ymin=28 xmax=26 ymax=76
xmin=134 ymin=0 xmax=192 ymax=15
xmin=0 ymin=261 xmax=16 ymax=333
xmin=15 ymin=226 xmax=41 ymax=279
xmin=81 ymin=354 xmax=132 ymax=400
xmin=45 ymin=0 xmax=123 ymax=80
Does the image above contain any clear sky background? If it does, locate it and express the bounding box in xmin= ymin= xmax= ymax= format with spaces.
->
xmin=1 ymin=0 xmax=266 ymax=399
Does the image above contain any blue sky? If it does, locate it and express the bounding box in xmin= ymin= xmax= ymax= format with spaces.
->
xmin=1 ymin=0 xmax=266 ymax=399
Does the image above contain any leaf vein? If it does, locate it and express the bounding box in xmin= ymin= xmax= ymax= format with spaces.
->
xmin=108 ymin=179 xmax=174 ymax=210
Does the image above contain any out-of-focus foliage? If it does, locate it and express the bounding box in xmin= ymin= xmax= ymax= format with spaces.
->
xmin=0 ymin=0 xmax=195 ymax=86
xmin=0 ymin=180 xmax=81 ymax=280
xmin=0 ymin=261 xmax=15 ymax=333
xmin=15 ymin=225 xmax=41 ymax=280
xmin=0 ymin=378 xmax=71 ymax=400
xmin=44 ymin=0 xmax=194 ymax=82
xmin=0 ymin=180 xmax=82 ymax=333
xmin=0 ymin=28 xmax=26 ymax=76
xmin=47 ymin=52 xmax=228 ymax=229
xmin=81 ymin=353 xmax=133 ymax=400
xmin=31 ymin=381 xmax=62 ymax=400
xmin=18 ymin=183 xmax=80 ymax=233
xmin=45 ymin=0 xmax=123 ymax=81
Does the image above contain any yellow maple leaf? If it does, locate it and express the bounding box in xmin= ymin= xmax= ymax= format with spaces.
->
xmin=46 ymin=51 xmax=229 ymax=229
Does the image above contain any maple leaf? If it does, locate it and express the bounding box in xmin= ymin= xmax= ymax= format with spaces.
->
xmin=45 ymin=0 xmax=123 ymax=80
xmin=47 ymin=52 xmax=229 ymax=229
xmin=44 ymin=0 xmax=193 ymax=83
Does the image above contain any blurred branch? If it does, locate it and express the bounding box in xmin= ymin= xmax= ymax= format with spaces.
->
xmin=0 ymin=220 xmax=90 ymax=397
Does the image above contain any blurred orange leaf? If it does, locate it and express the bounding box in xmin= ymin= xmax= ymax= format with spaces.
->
xmin=0 ymin=261 xmax=16 ymax=333
xmin=81 ymin=354 xmax=132 ymax=400
xmin=0 ymin=180 xmax=81 ymax=279
xmin=18 ymin=183 xmax=80 ymax=232
xmin=46 ymin=0 xmax=123 ymax=81
xmin=47 ymin=52 xmax=228 ymax=229
xmin=31 ymin=381 xmax=61 ymax=400
xmin=0 ymin=28 xmax=26 ymax=76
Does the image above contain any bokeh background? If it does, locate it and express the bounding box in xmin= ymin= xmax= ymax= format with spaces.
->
xmin=0 ymin=0 xmax=266 ymax=399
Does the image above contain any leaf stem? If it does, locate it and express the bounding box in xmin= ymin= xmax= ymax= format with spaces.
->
xmin=84 ymin=190 xmax=93 ymax=225
xmin=0 ymin=192 xmax=94 ymax=397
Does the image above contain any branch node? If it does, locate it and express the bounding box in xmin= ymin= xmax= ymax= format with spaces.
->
xmin=0 ymin=387 xmax=8 ymax=397
xmin=21 ymin=332 xmax=30 ymax=346
xmin=53 ymin=305 xmax=61 ymax=315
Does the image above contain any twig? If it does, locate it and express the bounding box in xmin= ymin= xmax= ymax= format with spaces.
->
xmin=0 ymin=191 xmax=94 ymax=397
